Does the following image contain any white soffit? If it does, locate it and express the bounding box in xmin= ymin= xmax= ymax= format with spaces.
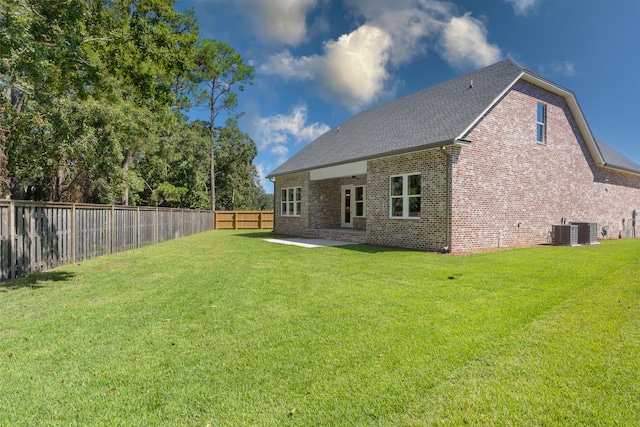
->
xmin=310 ymin=161 xmax=367 ymax=180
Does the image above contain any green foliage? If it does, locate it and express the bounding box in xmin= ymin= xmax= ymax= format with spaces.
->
xmin=0 ymin=234 xmax=638 ymax=425
xmin=190 ymin=39 xmax=255 ymax=118
xmin=189 ymin=39 xmax=255 ymax=210
xmin=4 ymin=95 xmax=152 ymax=202
xmin=215 ymin=120 xmax=261 ymax=210
xmin=139 ymin=119 xmax=211 ymax=209
xmin=0 ymin=0 xmax=264 ymax=206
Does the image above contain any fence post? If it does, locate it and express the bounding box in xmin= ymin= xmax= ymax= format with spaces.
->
xmin=155 ymin=207 xmax=159 ymax=245
xmin=258 ymin=211 xmax=263 ymax=229
xmin=233 ymin=212 xmax=237 ymax=230
xmin=8 ymin=201 xmax=15 ymax=279
xmin=110 ymin=205 xmax=115 ymax=254
xmin=136 ymin=207 xmax=140 ymax=249
xmin=169 ymin=208 xmax=173 ymax=239
xmin=70 ymin=204 xmax=76 ymax=264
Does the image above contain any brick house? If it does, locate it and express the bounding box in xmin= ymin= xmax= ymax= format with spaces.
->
xmin=267 ymin=59 xmax=640 ymax=252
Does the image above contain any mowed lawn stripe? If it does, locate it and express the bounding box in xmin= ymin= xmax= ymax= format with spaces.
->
xmin=397 ymin=243 xmax=640 ymax=426
xmin=0 ymin=230 xmax=637 ymax=426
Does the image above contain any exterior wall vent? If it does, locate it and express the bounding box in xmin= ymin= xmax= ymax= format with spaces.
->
xmin=552 ymin=224 xmax=579 ymax=246
xmin=570 ymin=222 xmax=599 ymax=245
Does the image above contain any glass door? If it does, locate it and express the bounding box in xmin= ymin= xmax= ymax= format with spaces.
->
xmin=341 ymin=185 xmax=354 ymax=228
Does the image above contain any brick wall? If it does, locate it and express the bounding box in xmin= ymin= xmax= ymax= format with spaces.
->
xmin=273 ymin=172 xmax=310 ymax=236
xmin=273 ymin=80 xmax=640 ymax=252
xmin=366 ymin=150 xmax=449 ymax=251
xmin=308 ymin=176 xmax=366 ymax=230
xmin=451 ymin=80 xmax=640 ymax=252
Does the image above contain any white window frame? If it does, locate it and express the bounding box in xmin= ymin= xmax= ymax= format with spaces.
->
xmin=536 ymin=103 xmax=547 ymax=143
xmin=354 ymin=185 xmax=366 ymax=218
xmin=280 ymin=186 xmax=301 ymax=217
xmin=389 ymin=173 xmax=421 ymax=219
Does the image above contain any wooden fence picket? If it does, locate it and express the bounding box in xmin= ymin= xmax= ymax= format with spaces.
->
xmin=214 ymin=211 xmax=274 ymax=230
xmin=0 ymin=201 xmax=219 ymax=281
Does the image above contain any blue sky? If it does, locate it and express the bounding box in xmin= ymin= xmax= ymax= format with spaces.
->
xmin=177 ymin=0 xmax=640 ymax=194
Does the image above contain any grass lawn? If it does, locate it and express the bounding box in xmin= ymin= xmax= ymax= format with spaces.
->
xmin=1 ymin=230 xmax=638 ymax=426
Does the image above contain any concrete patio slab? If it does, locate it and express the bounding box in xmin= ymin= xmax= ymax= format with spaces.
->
xmin=264 ymin=238 xmax=357 ymax=248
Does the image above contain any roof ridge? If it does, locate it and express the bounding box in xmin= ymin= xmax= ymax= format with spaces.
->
xmin=269 ymin=59 xmax=525 ymax=177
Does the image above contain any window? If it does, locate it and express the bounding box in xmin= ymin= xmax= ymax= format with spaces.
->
xmin=355 ymin=186 xmax=366 ymax=217
xmin=390 ymin=174 xmax=421 ymax=218
xmin=281 ymin=187 xmax=301 ymax=216
xmin=536 ymin=103 xmax=546 ymax=143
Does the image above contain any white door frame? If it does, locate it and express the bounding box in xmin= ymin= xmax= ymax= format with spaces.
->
xmin=341 ymin=184 xmax=354 ymax=228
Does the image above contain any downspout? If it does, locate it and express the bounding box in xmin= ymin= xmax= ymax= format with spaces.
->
xmin=441 ymin=139 xmax=471 ymax=253
xmin=441 ymin=146 xmax=452 ymax=253
xmin=269 ymin=177 xmax=276 ymax=233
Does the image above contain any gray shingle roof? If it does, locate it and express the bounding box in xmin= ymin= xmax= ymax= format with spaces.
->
xmin=595 ymin=139 xmax=640 ymax=174
xmin=268 ymin=59 xmax=640 ymax=177
xmin=269 ymin=59 xmax=526 ymax=177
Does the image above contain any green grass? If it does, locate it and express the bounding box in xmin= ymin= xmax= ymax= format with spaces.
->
xmin=1 ymin=231 xmax=638 ymax=426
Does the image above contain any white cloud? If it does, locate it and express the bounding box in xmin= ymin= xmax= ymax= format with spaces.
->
xmin=551 ymin=61 xmax=576 ymax=77
xmin=237 ymin=0 xmax=319 ymax=46
xmin=252 ymin=105 xmax=330 ymax=164
xmin=345 ymin=0 xmax=451 ymax=64
xmin=270 ymin=144 xmax=290 ymax=157
xmin=439 ymin=13 xmax=502 ymax=69
xmin=320 ymin=25 xmax=393 ymax=109
xmin=504 ymin=0 xmax=541 ymax=15
xmin=260 ymin=0 xmax=503 ymax=109
xmin=261 ymin=25 xmax=393 ymax=110
xmin=368 ymin=8 xmax=443 ymax=66
xmin=254 ymin=163 xmax=269 ymax=192
xmin=260 ymin=50 xmax=318 ymax=79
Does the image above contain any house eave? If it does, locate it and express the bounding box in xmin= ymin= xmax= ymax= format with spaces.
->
xmin=267 ymin=140 xmax=459 ymax=179
xmin=600 ymin=163 xmax=640 ymax=177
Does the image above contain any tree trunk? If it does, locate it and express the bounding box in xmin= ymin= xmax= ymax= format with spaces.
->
xmin=10 ymin=83 xmax=21 ymax=110
xmin=0 ymin=132 xmax=7 ymax=198
xmin=54 ymin=165 xmax=65 ymax=202
xmin=121 ymin=149 xmax=131 ymax=205
xmin=210 ymin=79 xmax=216 ymax=211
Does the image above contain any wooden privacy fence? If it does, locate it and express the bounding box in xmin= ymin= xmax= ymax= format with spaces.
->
xmin=214 ymin=211 xmax=274 ymax=230
xmin=0 ymin=201 xmax=215 ymax=281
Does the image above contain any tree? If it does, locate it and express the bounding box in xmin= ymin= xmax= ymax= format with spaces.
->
xmin=138 ymin=119 xmax=211 ymax=209
xmin=214 ymin=120 xmax=259 ymax=211
xmin=0 ymin=0 xmax=200 ymax=203
xmin=0 ymin=0 xmax=94 ymax=197
xmin=92 ymin=0 xmax=199 ymax=204
xmin=190 ymin=40 xmax=254 ymax=210
xmin=0 ymin=1 xmax=263 ymax=209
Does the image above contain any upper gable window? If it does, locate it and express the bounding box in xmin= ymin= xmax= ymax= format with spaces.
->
xmin=536 ymin=103 xmax=547 ymax=143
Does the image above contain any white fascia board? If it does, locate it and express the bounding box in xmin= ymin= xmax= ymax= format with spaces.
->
xmin=310 ymin=161 xmax=367 ymax=181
